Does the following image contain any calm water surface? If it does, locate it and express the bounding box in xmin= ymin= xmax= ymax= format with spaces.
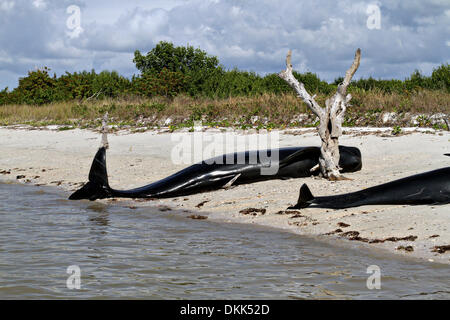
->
xmin=0 ymin=182 xmax=448 ymax=299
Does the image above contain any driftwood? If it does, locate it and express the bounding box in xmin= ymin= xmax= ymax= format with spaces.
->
xmin=279 ymin=49 xmax=361 ymax=180
xmin=101 ymin=112 xmax=109 ymax=149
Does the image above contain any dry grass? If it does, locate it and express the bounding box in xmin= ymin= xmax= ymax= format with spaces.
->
xmin=350 ymin=88 xmax=449 ymax=114
xmin=0 ymin=90 xmax=448 ymax=130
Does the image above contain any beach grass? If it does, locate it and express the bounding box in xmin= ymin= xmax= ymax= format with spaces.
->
xmin=0 ymin=89 xmax=448 ymax=130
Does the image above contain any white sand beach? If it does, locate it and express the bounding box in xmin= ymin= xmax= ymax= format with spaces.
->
xmin=1 ymin=126 xmax=449 ymax=264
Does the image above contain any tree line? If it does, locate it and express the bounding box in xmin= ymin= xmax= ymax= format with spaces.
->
xmin=0 ymin=41 xmax=448 ymax=105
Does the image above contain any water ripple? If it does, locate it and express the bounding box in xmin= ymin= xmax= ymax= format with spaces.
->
xmin=0 ymin=183 xmax=449 ymax=299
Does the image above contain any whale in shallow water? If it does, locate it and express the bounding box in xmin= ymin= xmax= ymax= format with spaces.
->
xmin=69 ymin=145 xmax=362 ymax=201
xmin=289 ymin=160 xmax=450 ymax=210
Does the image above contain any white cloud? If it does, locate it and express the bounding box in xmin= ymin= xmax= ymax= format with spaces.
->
xmin=0 ymin=0 xmax=14 ymax=11
xmin=32 ymin=0 xmax=47 ymax=9
xmin=0 ymin=0 xmax=449 ymax=89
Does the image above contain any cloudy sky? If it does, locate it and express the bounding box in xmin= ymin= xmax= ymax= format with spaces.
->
xmin=0 ymin=0 xmax=449 ymax=89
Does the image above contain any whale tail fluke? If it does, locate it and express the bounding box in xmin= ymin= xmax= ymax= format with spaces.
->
xmin=288 ymin=183 xmax=314 ymax=209
xmin=69 ymin=147 xmax=112 ymax=200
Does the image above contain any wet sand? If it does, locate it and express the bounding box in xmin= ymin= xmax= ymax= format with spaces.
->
xmin=1 ymin=126 xmax=449 ymax=264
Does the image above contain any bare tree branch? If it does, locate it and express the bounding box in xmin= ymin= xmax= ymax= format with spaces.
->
xmin=339 ymin=48 xmax=361 ymax=95
xmin=278 ymin=50 xmax=324 ymax=118
xmin=279 ymin=48 xmax=361 ymax=180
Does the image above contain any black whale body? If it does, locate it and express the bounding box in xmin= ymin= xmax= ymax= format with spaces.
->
xmin=290 ymin=165 xmax=450 ymax=209
xmin=69 ymin=145 xmax=362 ymax=201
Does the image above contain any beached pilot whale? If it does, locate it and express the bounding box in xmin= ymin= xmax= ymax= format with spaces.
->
xmin=289 ymin=158 xmax=450 ymax=209
xmin=69 ymin=145 xmax=362 ymax=201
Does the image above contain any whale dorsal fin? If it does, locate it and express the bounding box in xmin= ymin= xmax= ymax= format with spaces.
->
xmin=287 ymin=183 xmax=314 ymax=209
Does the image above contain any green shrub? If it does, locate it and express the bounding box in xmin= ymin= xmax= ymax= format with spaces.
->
xmin=132 ymin=68 xmax=188 ymax=97
xmin=56 ymin=70 xmax=131 ymax=100
xmin=91 ymin=71 xmax=132 ymax=98
xmin=56 ymin=70 xmax=96 ymax=100
xmin=430 ymin=63 xmax=449 ymax=91
xmin=133 ymin=41 xmax=220 ymax=96
xmin=0 ymin=87 xmax=9 ymax=105
xmin=133 ymin=41 xmax=219 ymax=75
xmin=14 ymin=67 xmax=57 ymax=105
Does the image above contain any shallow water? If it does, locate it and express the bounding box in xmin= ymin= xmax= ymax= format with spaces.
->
xmin=0 ymin=182 xmax=448 ymax=299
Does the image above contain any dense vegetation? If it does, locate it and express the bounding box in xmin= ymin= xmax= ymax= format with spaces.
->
xmin=0 ymin=41 xmax=448 ymax=130
xmin=1 ymin=41 xmax=448 ymax=106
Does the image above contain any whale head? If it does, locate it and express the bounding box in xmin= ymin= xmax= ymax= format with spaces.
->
xmin=338 ymin=146 xmax=362 ymax=172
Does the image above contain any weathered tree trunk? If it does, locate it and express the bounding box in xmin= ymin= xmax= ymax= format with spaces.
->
xmin=101 ymin=112 xmax=109 ymax=149
xmin=279 ymin=49 xmax=361 ymax=180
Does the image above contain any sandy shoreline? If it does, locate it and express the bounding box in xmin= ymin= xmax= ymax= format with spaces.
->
xmin=1 ymin=126 xmax=449 ymax=264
